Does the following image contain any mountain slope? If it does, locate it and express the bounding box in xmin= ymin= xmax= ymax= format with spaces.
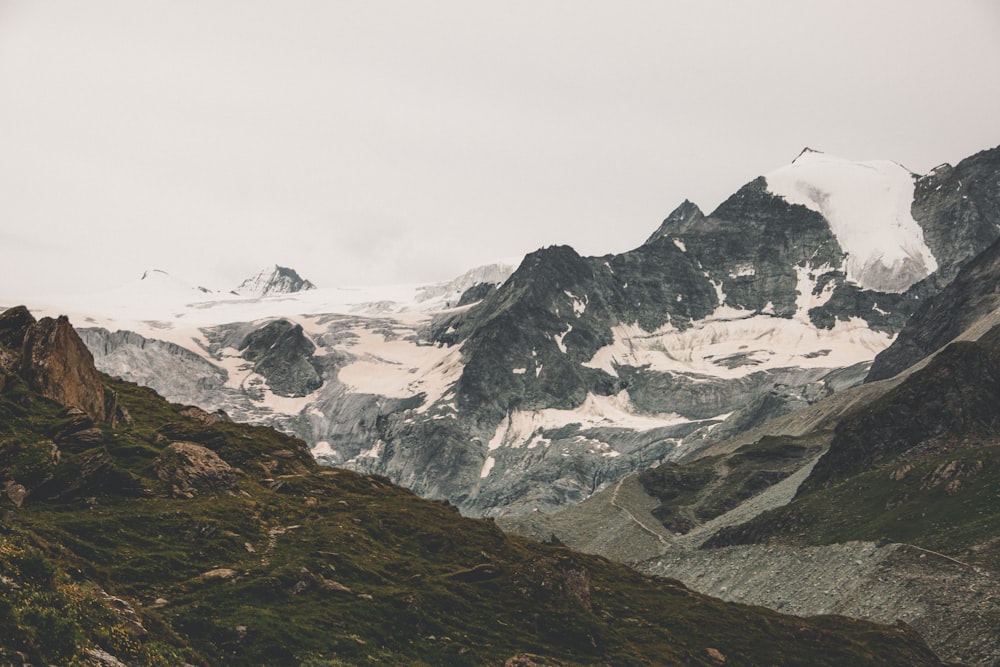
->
xmin=0 ymin=306 xmax=946 ymax=666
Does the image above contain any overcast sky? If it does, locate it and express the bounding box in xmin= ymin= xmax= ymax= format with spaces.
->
xmin=2 ymin=1 xmax=999 ymax=301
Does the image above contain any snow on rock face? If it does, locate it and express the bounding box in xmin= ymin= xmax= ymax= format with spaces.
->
xmin=766 ymin=150 xmax=938 ymax=293
xmin=487 ymin=391 xmax=691 ymax=452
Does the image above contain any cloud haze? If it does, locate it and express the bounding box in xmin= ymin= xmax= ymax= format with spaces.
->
xmin=1 ymin=1 xmax=999 ymax=301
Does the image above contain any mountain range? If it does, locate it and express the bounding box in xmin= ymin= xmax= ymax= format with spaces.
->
xmin=4 ymin=144 xmax=1000 ymax=663
xmin=23 ymin=145 xmax=1000 ymax=521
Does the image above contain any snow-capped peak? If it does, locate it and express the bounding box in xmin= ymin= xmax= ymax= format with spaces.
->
xmin=414 ymin=260 xmax=518 ymax=304
xmin=234 ymin=265 xmax=316 ymax=297
xmin=765 ymin=151 xmax=938 ymax=293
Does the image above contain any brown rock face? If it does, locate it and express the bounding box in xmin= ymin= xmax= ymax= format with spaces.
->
xmin=155 ymin=441 xmax=238 ymax=497
xmin=18 ymin=316 xmax=106 ymax=423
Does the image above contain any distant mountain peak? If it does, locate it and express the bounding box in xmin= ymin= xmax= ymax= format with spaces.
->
xmin=643 ymin=199 xmax=705 ymax=244
xmin=140 ymin=268 xmax=171 ymax=281
xmin=793 ymin=146 xmax=825 ymax=162
xmin=235 ymin=265 xmax=316 ymax=297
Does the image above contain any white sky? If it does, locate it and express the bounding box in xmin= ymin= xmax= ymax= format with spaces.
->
xmin=2 ymin=1 xmax=999 ymax=301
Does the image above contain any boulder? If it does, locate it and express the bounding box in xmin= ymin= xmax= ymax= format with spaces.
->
xmin=155 ymin=442 xmax=238 ymax=497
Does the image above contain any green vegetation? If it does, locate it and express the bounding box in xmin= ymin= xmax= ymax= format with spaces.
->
xmin=0 ymin=335 xmax=945 ymax=664
xmin=638 ymin=434 xmax=827 ymax=533
xmin=705 ymin=442 xmax=1000 ymax=571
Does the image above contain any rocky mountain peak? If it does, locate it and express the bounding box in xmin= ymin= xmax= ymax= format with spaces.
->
xmin=792 ymin=146 xmax=824 ymax=162
xmin=235 ymin=265 xmax=316 ymax=297
xmin=643 ymin=199 xmax=705 ymax=244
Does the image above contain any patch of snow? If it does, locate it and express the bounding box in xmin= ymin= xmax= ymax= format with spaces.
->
xmin=512 ymin=367 xmax=527 ymax=375
xmin=793 ymin=263 xmax=836 ymax=319
xmin=480 ymin=456 xmax=496 ymax=478
xmin=584 ymin=315 xmax=893 ymax=380
xmin=704 ymin=304 xmax=757 ymax=323
xmin=257 ymin=389 xmax=315 ymax=415
xmin=311 ymin=441 xmax=335 ymax=458
xmin=488 ymin=391 xmax=691 ymax=451
xmin=335 ymin=326 xmax=464 ymax=411
xmin=555 ymin=325 xmax=572 ymax=354
xmin=564 ymin=291 xmax=587 ymax=316
xmin=709 ymin=277 xmax=726 ymax=306
xmin=766 ymin=151 xmax=937 ymax=292
xmin=351 ymin=440 xmax=383 ymax=462
xmin=672 ymin=238 xmax=687 ymax=252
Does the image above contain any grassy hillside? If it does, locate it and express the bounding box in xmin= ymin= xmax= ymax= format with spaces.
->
xmin=0 ymin=312 xmax=946 ymax=666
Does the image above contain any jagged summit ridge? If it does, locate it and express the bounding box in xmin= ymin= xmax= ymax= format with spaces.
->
xmin=234 ymin=265 xmax=316 ymax=297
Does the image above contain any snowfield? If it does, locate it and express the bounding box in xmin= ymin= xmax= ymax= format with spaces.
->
xmin=766 ymin=150 xmax=938 ymax=293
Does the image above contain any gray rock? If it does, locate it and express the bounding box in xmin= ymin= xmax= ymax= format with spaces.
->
xmin=155 ymin=441 xmax=238 ymax=497
xmin=239 ymin=319 xmax=323 ymax=397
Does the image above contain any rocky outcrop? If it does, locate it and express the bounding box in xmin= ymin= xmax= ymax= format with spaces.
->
xmin=18 ymin=316 xmax=107 ymax=423
xmin=154 ymin=441 xmax=238 ymax=497
xmin=0 ymin=307 xmax=34 ymax=393
xmin=51 ymin=407 xmax=104 ymax=450
xmin=911 ymin=145 xmax=1000 ymax=286
xmin=239 ymin=319 xmax=323 ymax=397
